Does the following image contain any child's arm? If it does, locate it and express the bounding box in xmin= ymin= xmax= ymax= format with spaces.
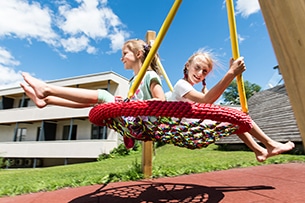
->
xmin=44 ymin=96 xmax=93 ymax=108
xmin=150 ymin=81 xmax=166 ymax=101
xmin=183 ymin=57 xmax=245 ymax=104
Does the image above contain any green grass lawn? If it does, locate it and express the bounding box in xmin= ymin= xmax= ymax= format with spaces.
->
xmin=1 ymin=144 xmax=304 ymax=197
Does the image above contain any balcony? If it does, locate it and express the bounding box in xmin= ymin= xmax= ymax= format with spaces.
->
xmin=0 ymin=140 xmax=117 ymax=158
xmin=0 ymin=106 xmax=91 ymax=124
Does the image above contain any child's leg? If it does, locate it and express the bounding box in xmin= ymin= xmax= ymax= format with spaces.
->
xmin=22 ymin=72 xmax=114 ymax=104
xmin=248 ymin=121 xmax=295 ymax=157
xmin=236 ymin=133 xmax=268 ymax=162
xmin=22 ymin=72 xmax=52 ymax=99
xmin=20 ymin=83 xmax=47 ymax=108
xmin=21 ymin=83 xmax=96 ymax=108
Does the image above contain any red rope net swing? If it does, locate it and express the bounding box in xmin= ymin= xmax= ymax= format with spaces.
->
xmin=89 ymin=100 xmax=253 ymax=149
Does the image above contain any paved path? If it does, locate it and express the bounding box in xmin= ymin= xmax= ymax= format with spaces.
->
xmin=1 ymin=163 xmax=305 ymax=203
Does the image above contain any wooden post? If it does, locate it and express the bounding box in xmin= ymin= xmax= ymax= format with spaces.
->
xmin=141 ymin=31 xmax=155 ymax=179
xmin=259 ymin=0 xmax=305 ymax=149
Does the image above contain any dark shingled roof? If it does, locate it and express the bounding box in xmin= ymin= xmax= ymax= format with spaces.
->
xmin=216 ymin=84 xmax=302 ymax=144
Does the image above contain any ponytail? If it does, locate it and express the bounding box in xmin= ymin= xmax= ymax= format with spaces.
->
xmin=124 ymin=39 xmax=161 ymax=76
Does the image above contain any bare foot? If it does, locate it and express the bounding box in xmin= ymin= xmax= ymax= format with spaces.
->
xmin=22 ymin=72 xmax=50 ymax=99
xmin=20 ymin=83 xmax=47 ymax=108
xmin=255 ymin=148 xmax=268 ymax=162
xmin=267 ymin=141 xmax=295 ymax=158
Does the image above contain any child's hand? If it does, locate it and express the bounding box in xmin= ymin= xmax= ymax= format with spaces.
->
xmin=115 ymin=96 xmax=124 ymax=102
xmin=147 ymin=98 xmax=163 ymax=101
xmin=229 ymin=57 xmax=246 ymax=76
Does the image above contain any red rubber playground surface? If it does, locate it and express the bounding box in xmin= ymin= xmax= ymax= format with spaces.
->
xmin=1 ymin=163 xmax=305 ymax=203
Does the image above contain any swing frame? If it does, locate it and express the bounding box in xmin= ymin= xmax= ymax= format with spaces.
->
xmin=89 ymin=0 xmax=249 ymax=178
xmin=90 ymin=0 xmax=249 ymax=145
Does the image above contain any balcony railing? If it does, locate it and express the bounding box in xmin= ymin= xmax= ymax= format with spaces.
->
xmin=0 ymin=140 xmax=117 ymax=158
xmin=0 ymin=106 xmax=91 ymax=124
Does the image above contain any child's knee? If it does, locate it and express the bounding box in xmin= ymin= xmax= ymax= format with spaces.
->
xmin=97 ymin=89 xmax=115 ymax=103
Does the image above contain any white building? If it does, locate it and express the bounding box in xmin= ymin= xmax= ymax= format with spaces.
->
xmin=0 ymin=72 xmax=129 ymax=168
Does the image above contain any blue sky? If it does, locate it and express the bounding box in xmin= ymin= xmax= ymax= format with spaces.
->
xmin=0 ymin=0 xmax=282 ymax=93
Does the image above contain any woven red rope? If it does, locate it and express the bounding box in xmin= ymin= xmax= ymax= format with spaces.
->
xmin=89 ymin=100 xmax=252 ymax=134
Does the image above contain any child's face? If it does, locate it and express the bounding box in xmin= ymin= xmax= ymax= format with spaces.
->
xmin=186 ymin=55 xmax=212 ymax=85
xmin=121 ymin=45 xmax=137 ymax=70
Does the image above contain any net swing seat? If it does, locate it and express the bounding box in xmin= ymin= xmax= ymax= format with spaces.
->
xmin=89 ymin=100 xmax=253 ymax=149
xmin=89 ymin=0 xmax=251 ymax=150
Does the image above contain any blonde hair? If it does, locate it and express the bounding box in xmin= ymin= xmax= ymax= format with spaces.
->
xmin=123 ymin=39 xmax=161 ymax=75
xmin=184 ymin=48 xmax=218 ymax=88
xmin=184 ymin=49 xmax=216 ymax=74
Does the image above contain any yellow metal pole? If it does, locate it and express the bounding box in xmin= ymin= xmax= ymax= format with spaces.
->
xmin=127 ymin=0 xmax=182 ymax=99
xmin=157 ymin=58 xmax=174 ymax=92
xmin=148 ymin=36 xmax=174 ymax=92
xmin=226 ymin=0 xmax=248 ymax=113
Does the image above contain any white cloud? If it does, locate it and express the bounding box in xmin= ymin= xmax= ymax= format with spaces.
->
xmin=61 ymin=36 xmax=90 ymax=53
xmin=108 ymin=30 xmax=129 ymax=54
xmin=0 ymin=0 xmax=58 ymax=46
xmin=238 ymin=34 xmax=245 ymax=43
xmin=225 ymin=34 xmax=245 ymax=45
xmin=0 ymin=47 xmax=23 ymax=89
xmin=0 ymin=48 xmax=20 ymax=67
xmin=235 ymin=0 xmax=260 ymax=18
xmin=86 ymin=46 xmax=97 ymax=54
xmin=0 ymin=0 xmax=130 ymax=88
xmin=0 ymin=0 xmax=129 ymax=54
xmin=60 ymin=35 xmax=97 ymax=54
xmin=58 ymin=0 xmax=108 ymax=37
xmin=57 ymin=0 xmax=129 ymax=53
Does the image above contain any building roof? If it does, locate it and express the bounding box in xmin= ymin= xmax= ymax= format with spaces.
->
xmin=216 ymin=84 xmax=302 ymax=144
xmin=0 ymin=71 xmax=129 ymax=96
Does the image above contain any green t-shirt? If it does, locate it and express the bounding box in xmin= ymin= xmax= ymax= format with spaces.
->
xmin=129 ymin=71 xmax=162 ymax=100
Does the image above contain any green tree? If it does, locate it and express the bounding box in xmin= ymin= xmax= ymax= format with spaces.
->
xmin=221 ymin=80 xmax=261 ymax=105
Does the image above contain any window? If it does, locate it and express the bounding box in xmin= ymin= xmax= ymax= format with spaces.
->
xmin=62 ymin=125 xmax=77 ymax=140
xmin=15 ymin=128 xmax=26 ymax=142
xmin=19 ymin=98 xmax=30 ymax=107
xmin=36 ymin=127 xmax=42 ymax=141
xmin=0 ymin=96 xmax=14 ymax=109
xmin=36 ymin=122 xmax=57 ymax=141
xmin=91 ymin=125 xmax=107 ymax=139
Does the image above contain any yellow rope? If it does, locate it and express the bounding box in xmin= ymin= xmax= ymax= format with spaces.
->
xmin=128 ymin=0 xmax=181 ymax=99
xmin=226 ymin=0 xmax=248 ymax=113
xmin=157 ymin=55 xmax=174 ymax=92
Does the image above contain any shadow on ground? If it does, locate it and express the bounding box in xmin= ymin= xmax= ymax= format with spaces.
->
xmin=69 ymin=182 xmax=275 ymax=203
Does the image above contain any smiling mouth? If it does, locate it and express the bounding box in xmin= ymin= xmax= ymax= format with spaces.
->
xmin=193 ymin=75 xmax=201 ymax=81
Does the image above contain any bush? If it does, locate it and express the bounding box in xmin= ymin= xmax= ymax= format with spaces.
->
xmin=111 ymin=143 xmax=132 ymax=156
xmin=0 ymin=157 xmax=3 ymax=168
xmin=97 ymin=153 xmax=114 ymax=161
xmin=98 ymin=141 xmax=141 ymax=161
xmin=155 ymin=140 xmax=166 ymax=148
